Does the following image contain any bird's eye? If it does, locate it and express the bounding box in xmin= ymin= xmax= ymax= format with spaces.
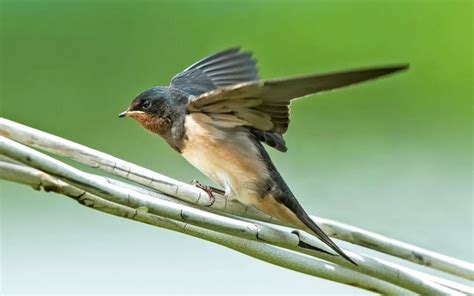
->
xmin=142 ymin=100 xmax=152 ymax=110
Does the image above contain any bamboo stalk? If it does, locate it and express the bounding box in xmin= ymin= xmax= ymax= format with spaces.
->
xmin=0 ymin=136 xmax=467 ymax=295
xmin=0 ymin=161 xmax=409 ymax=295
xmin=1 ymin=117 xmax=472 ymax=282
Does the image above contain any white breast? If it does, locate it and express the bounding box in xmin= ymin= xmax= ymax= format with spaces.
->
xmin=181 ymin=113 xmax=268 ymax=203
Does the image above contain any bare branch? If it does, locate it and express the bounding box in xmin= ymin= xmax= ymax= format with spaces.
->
xmin=1 ymin=136 xmax=468 ymax=295
xmin=1 ymin=117 xmax=472 ymax=282
xmin=0 ymin=161 xmax=409 ymax=295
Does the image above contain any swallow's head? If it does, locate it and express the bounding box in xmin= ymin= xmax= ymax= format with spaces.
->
xmin=119 ymin=86 xmax=175 ymax=135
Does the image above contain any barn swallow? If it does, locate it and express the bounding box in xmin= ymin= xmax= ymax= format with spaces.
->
xmin=119 ymin=47 xmax=408 ymax=264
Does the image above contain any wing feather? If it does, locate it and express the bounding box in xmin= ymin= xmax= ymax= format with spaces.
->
xmin=170 ymin=47 xmax=259 ymax=96
xmin=234 ymin=109 xmax=273 ymax=131
xmin=188 ymin=65 xmax=407 ymax=135
xmin=170 ymin=48 xmax=291 ymax=151
xmin=198 ymin=98 xmax=263 ymax=113
xmin=251 ymin=130 xmax=288 ymax=152
xmin=179 ymin=49 xmax=408 ymax=152
xmin=207 ymin=113 xmax=249 ymax=128
xmin=188 ymin=65 xmax=408 ymax=136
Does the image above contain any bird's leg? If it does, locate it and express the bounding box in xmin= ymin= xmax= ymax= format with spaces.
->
xmin=190 ymin=179 xmax=226 ymax=203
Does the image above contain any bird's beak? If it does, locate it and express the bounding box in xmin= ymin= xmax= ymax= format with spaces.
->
xmin=119 ymin=110 xmax=145 ymax=118
xmin=118 ymin=110 xmax=129 ymax=118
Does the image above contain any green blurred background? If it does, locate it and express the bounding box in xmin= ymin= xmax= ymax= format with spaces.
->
xmin=1 ymin=0 xmax=472 ymax=294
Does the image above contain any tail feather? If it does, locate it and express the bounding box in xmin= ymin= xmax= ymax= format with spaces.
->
xmin=261 ymin=192 xmax=358 ymax=265
xmin=298 ymin=211 xmax=358 ymax=265
xmin=251 ymin=138 xmax=358 ymax=265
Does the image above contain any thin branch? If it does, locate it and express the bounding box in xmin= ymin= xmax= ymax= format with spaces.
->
xmin=0 ymin=136 xmax=466 ymax=295
xmin=4 ymin=159 xmax=471 ymax=295
xmin=0 ymin=161 xmax=409 ymax=295
xmin=1 ymin=117 xmax=472 ymax=282
xmin=312 ymin=217 xmax=474 ymax=282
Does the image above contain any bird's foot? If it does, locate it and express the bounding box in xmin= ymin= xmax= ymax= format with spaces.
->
xmin=190 ymin=179 xmax=227 ymax=205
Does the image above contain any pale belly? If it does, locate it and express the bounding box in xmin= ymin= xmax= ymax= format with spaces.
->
xmin=181 ymin=113 xmax=269 ymax=204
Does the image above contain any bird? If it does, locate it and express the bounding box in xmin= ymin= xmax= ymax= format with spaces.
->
xmin=119 ymin=47 xmax=408 ymax=264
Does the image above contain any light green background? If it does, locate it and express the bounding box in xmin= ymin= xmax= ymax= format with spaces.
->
xmin=1 ymin=0 xmax=472 ymax=294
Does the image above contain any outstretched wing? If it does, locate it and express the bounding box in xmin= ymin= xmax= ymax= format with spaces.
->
xmin=171 ymin=47 xmax=286 ymax=150
xmin=188 ymin=65 xmax=409 ymax=151
xmin=170 ymin=47 xmax=259 ymax=96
